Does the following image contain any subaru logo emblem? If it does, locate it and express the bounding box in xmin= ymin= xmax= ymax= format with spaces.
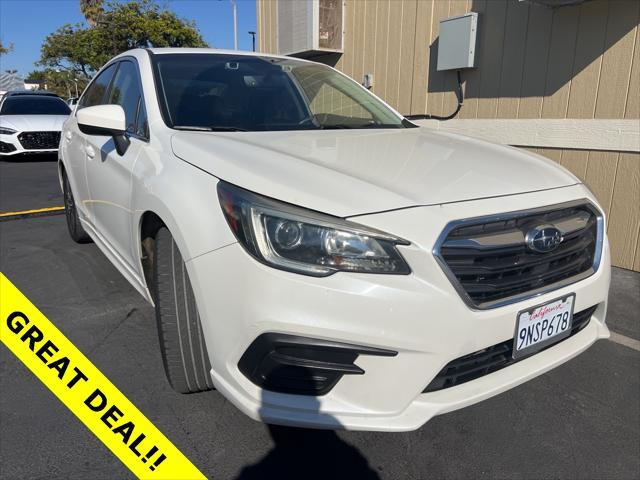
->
xmin=525 ymin=225 xmax=563 ymax=253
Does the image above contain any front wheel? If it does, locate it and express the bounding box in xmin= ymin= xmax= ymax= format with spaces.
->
xmin=153 ymin=227 xmax=214 ymax=393
xmin=63 ymin=172 xmax=92 ymax=243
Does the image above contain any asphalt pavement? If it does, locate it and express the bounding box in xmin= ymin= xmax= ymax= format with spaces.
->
xmin=1 ymin=157 xmax=639 ymax=480
xmin=0 ymin=154 xmax=61 ymax=213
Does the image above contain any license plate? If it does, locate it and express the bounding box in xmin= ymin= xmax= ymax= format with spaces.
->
xmin=513 ymin=294 xmax=575 ymax=359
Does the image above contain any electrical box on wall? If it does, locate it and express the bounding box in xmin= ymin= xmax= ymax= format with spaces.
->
xmin=437 ymin=12 xmax=478 ymax=71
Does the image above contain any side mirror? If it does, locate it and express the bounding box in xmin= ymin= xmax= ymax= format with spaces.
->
xmin=77 ymin=104 xmax=130 ymax=156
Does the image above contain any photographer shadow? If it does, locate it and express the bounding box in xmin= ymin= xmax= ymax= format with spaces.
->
xmin=236 ymin=367 xmax=381 ymax=480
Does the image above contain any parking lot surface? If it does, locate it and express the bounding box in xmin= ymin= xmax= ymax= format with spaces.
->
xmin=0 ymin=155 xmax=61 ymax=213
xmin=1 ymin=158 xmax=639 ymax=480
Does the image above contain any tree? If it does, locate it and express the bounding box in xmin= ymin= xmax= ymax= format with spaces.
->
xmin=80 ymin=0 xmax=104 ymax=27
xmin=38 ymin=0 xmax=208 ymax=79
xmin=24 ymin=71 xmax=47 ymax=84
xmin=0 ymin=41 xmax=14 ymax=55
xmin=39 ymin=25 xmax=103 ymax=78
xmin=24 ymin=69 xmax=89 ymax=98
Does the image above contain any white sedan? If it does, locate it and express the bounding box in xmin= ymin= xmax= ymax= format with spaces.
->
xmin=59 ymin=48 xmax=611 ymax=431
xmin=0 ymin=93 xmax=71 ymax=157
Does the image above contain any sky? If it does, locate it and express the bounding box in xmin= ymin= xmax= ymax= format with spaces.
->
xmin=0 ymin=0 xmax=257 ymax=76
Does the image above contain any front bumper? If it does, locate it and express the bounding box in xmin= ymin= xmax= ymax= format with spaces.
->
xmin=0 ymin=133 xmax=59 ymax=156
xmin=187 ymin=184 xmax=611 ymax=431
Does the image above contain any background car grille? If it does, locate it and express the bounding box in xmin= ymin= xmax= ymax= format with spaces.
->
xmin=18 ymin=131 xmax=61 ymax=150
xmin=436 ymin=202 xmax=601 ymax=309
xmin=0 ymin=141 xmax=17 ymax=153
xmin=423 ymin=305 xmax=597 ymax=393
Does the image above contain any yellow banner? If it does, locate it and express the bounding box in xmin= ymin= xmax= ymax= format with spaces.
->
xmin=0 ymin=273 xmax=206 ymax=480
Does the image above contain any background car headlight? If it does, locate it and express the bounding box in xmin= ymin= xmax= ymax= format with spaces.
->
xmin=0 ymin=127 xmax=17 ymax=135
xmin=217 ymin=181 xmax=411 ymax=276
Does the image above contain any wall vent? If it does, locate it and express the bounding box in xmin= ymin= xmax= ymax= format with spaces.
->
xmin=278 ymin=0 xmax=344 ymax=57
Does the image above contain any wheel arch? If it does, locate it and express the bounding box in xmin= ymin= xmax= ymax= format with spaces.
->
xmin=57 ymin=159 xmax=66 ymax=192
xmin=139 ymin=210 xmax=166 ymax=300
xmin=130 ymin=158 xmax=237 ymax=301
xmin=135 ymin=203 xmax=215 ymax=300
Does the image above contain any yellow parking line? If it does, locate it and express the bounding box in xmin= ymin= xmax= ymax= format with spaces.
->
xmin=0 ymin=206 xmax=65 ymax=217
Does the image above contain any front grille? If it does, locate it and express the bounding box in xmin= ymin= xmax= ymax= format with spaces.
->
xmin=436 ymin=201 xmax=601 ymax=309
xmin=423 ymin=305 xmax=597 ymax=393
xmin=18 ymin=131 xmax=61 ymax=150
xmin=0 ymin=141 xmax=16 ymax=153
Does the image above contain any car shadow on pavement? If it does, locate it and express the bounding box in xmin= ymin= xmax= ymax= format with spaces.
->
xmin=0 ymin=153 xmax=58 ymax=162
xmin=236 ymin=367 xmax=381 ymax=480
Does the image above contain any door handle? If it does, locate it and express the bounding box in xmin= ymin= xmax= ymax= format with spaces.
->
xmin=85 ymin=145 xmax=96 ymax=159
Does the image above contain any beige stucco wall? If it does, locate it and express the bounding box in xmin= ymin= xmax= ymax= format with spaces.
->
xmin=257 ymin=0 xmax=640 ymax=271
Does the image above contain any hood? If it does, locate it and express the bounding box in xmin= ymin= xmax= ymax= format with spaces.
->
xmin=171 ymin=127 xmax=579 ymax=217
xmin=0 ymin=115 xmax=69 ymax=132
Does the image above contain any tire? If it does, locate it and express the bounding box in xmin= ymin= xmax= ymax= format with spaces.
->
xmin=154 ymin=227 xmax=214 ymax=393
xmin=63 ymin=172 xmax=92 ymax=243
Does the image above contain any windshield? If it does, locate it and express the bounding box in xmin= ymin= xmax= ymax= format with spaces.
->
xmin=152 ymin=53 xmax=410 ymax=131
xmin=0 ymin=96 xmax=71 ymax=115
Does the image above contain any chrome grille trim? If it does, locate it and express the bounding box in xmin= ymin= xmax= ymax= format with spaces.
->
xmin=441 ymin=210 xmax=592 ymax=251
xmin=433 ymin=199 xmax=604 ymax=310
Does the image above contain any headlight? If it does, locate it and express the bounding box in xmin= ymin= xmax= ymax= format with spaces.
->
xmin=0 ymin=127 xmax=17 ymax=135
xmin=217 ymin=181 xmax=411 ymax=276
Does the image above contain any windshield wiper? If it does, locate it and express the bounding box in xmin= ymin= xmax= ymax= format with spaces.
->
xmin=320 ymin=123 xmax=401 ymax=130
xmin=173 ymin=125 xmax=211 ymax=131
xmin=318 ymin=124 xmax=358 ymax=130
xmin=173 ymin=125 xmax=248 ymax=132
xmin=207 ymin=126 xmax=248 ymax=132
